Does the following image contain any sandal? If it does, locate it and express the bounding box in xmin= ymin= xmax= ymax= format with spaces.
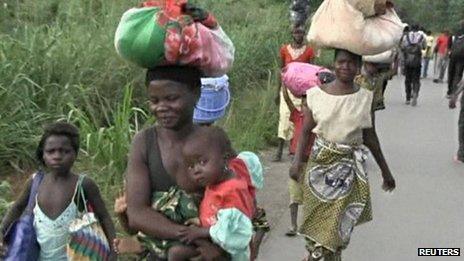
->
xmin=285 ymin=227 xmax=297 ymax=237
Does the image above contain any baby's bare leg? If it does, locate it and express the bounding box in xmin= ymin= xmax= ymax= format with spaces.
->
xmin=168 ymin=245 xmax=199 ymax=261
xmin=113 ymin=237 xmax=143 ymax=254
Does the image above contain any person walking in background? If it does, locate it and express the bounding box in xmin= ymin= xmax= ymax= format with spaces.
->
xmin=433 ymin=30 xmax=450 ymax=84
xmin=449 ymin=79 xmax=464 ymax=163
xmin=398 ymin=25 xmax=410 ymax=75
xmin=274 ymin=26 xmax=314 ymax=162
xmin=356 ymin=61 xmax=395 ymax=113
xmin=401 ymin=24 xmax=426 ymax=106
xmin=422 ymin=30 xmax=434 ymax=78
xmin=447 ymin=23 xmax=464 ymax=98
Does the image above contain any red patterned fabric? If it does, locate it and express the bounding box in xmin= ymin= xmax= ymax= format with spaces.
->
xmin=289 ymin=108 xmax=315 ymax=158
xmin=280 ymin=44 xmax=315 ymax=67
xmin=125 ymin=1 xmax=229 ymax=75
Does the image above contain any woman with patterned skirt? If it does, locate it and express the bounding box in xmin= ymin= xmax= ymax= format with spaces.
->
xmin=290 ymin=49 xmax=396 ymax=261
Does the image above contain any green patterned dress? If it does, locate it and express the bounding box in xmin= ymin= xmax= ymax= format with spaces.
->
xmin=137 ymin=186 xmax=200 ymax=260
xmin=300 ymin=138 xmax=372 ymax=260
xmin=301 ymin=86 xmax=374 ymax=260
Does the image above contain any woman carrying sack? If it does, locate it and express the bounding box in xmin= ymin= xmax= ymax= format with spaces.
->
xmin=274 ymin=26 xmax=315 ymax=162
xmin=290 ymin=49 xmax=396 ymax=261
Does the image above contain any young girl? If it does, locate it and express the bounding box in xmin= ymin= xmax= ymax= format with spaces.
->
xmin=0 ymin=122 xmax=116 ymax=260
xmin=281 ymin=86 xmax=313 ymax=237
xmin=281 ymin=70 xmax=334 ymax=237
xmin=178 ymin=126 xmax=263 ymax=261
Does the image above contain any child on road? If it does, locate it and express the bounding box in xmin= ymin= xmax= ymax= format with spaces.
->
xmin=0 ymin=122 xmax=116 ymax=260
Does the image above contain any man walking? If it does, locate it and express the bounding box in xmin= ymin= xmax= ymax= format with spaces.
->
xmin=402 ymin=24 xmax=426 ymax=106
xmin=447 ymin=24 xmax=464 ymax=97
xmin=433 ymin=30 xmax=450 ymax=83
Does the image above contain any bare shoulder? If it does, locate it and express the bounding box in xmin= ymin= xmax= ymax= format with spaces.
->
xmin=81 ymin=176 xmax=100 ymax=195
xmin=129 ymin=127 xmax=154 ymax=159
xmin=132 ymin=128 xmax=151 ymax=146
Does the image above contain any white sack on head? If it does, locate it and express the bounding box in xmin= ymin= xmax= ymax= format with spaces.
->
xmin=307 ymin=0 xmax=405 ymax=55
xmin=346 ymin=0 xmax=387 ymax=17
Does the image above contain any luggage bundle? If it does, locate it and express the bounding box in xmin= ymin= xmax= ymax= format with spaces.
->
xmin=290 ymin=0 xmax=310 ymax=27
xmin=347 ymin=0 xmax=387 ymax=17
xmin=363 ymin=49 xmax=395 ymax=64
xmin=307 ymin=0 xmax=405 ymax=55
xmin=115 ymin=0 xmax=234 ymax=77
xmin=193 ymin=75 xmax=230 ymax=124
xmin=282 ymin=62 xmax=334 ymax=97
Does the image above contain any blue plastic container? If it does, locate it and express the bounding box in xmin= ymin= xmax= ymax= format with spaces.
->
xmin=194 ymin=75 xmax=230 ymax=124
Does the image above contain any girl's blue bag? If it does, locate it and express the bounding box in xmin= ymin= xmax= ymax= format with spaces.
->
xmin=3 ymin=171 xmax=44 ymax=261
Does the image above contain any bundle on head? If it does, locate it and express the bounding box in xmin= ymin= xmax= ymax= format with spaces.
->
xmin=115 ymin=0 xmax=235 ymax=77
xmin=306 ymin=0 xmax=405 ymax=55
xmin=290 ymin=0 xmax=310 ymax=28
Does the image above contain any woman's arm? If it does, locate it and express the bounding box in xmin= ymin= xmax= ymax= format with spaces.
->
xmin=305 ymin=46 xmax=315 ymax=64
xmin=178 ymin=208 xmax=252 ymax=257
xmin=82 ymin=177 xmax=117 ymax=259
xmin=289 ymin=105 xmax=316 ymax=181
xmin=126 ymin=132 xmax=185 ymax=239
xmin=117 ymin=212 xmax=137 ymax=235
xmin=195 ymin=239 xmax=230 ymax=261
xmin=0 ymin=178 xmax=32 ymax=239
xmin=362 ymin=120 xmax=396 ymax=192
xmin=281 ymin=85 xmax=296 ymax=112
xmin=178 ymin=226 xmax=210 ymax=244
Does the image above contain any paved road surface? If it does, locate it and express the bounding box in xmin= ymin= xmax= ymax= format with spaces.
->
xmin=256 ymin=74 xmax=464 ymax=261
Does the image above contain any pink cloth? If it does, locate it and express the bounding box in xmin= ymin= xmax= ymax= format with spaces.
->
xmin=165 ymin=23 xmax=234 ymax=77
xmin=282 ymin=62 xmax=331 ymax=97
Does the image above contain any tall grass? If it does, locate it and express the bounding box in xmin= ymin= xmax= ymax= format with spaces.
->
xmin=0 ymin=0 xmax=296 ymax=211
xmin=0 ymin=181 xmax=13 ymax=217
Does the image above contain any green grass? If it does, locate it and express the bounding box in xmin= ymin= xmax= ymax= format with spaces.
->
xmin=0 ymin=181 xmax=13 ymax=218
xmin=0 ymin=0 xmax=293 ymax=217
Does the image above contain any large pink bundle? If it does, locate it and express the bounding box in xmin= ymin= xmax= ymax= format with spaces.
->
xmin=282 ymin=62 xmax=331 ymax=97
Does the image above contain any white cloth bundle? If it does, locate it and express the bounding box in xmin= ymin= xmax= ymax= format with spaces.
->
xmin=307 ymin=0 xmax=405 ymax=55
xmin=346 ymin=0 xmax=387 ymax=17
